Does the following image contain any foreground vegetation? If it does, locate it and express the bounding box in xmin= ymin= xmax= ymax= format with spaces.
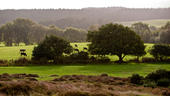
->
xmin=0 ymin=69 xmax=169 ymax=96
xmin=0 ymin=63 xmax=169 ymax=80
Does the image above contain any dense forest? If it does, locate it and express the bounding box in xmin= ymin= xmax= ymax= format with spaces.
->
xmin=0 ymin=18 xmax=87 ymax=46
xmin=0 ymin=7 xmax=170 ymax=29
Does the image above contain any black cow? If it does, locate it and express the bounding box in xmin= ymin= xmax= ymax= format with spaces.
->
xmin=83 ymin=47 xmax=88 ymax=50
xmin=75 ymin=44 xmax=78 ymax=47
xmin=21 ymin=53 xmax=27 ymax=56
xmin=74 ymin=49 xmax=79 ymax=52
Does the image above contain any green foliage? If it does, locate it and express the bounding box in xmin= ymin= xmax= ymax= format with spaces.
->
xmin=130 ymin=74 xmax=144 ymax=85
xmin=88 ymin=23 xmax=146 ymax=63
xmin=32 ymin=35 xmax=73 ymax=61
xmin=143 ymin=80 xmax=157 ymax=88
xmin=150 ymin=44 xmax=170 ymax=61
xmin=64 ymin=27 xmax=87 ymax=42
xmin=0 ymin=18 xmax=36 ymax=46
xmin=69 ymin=51 xmax=89 ymax=63
xmin=157 ymin=78 xmax=170 ymax=87
xmin=130 ymin=69 xmax=170 ymax=87
xmin=145 ymin=69 xmax=170 ymax=82
xmin=131 ymin=22 xmax=152 ymax=43
xmin=160 ymin=22 xmax=170 ymax=44
xmin=70 ymin=51 xmax=89 ymax=60
xmin=0 ymin=18 xmax=87 ymax=46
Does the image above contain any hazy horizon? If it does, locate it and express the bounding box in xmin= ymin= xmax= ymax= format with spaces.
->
xmin=0 ymin=0 xmax=170 ymax=9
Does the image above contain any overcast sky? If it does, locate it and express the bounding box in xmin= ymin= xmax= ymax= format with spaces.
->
xmin=1 ymin=0 xmax=170 ymax=9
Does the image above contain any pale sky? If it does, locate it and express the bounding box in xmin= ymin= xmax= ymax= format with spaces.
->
xmin=0 ymin=0 xmax=170 ymax=9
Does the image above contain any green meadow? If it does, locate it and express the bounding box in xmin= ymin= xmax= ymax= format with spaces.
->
xmin=0 ymin=42 xmax=169 ymax=80
xmin=0 ymin=42 xmax=153 ymax=60
xmin=0 ymin=63 xmax=170 ymax=80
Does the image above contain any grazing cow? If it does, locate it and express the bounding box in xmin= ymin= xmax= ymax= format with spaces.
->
xmin=20 ymin=49 xmax=27 ymax=56
xmin=83 ymin=47 xmax=88 ymax=50
xmin=74 ymin=49 xmax=79 ymax=53
xmin=21 ymin=53 xmax=27 ymax=56
xmin=75 ymin=44 xmax=78 ymax=47
xmin=20 ymin=49 xmax=26 ymax=52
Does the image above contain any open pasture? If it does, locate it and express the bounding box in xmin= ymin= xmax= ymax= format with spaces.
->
xmin=0 ymin=42 xmax=153 ymax=61
xmin=0 ymin=63 xmax=170 ymax=80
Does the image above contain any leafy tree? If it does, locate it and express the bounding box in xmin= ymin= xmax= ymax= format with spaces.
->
xmin=131 ymin=22 xmax=152 ymax=43
xmin=150 ymin=44 xmax=170 ymax=61
xmin=0 ymin=18 xmax=36 ymax=46
xmin=0 ymin=22 xmax=15 ymax=46
xmin=32 ymin=35 xmax=73 ymax=62
xmin=160 ymin=22 xmax=170 ymax=44
xmin=88 ymin=23 xmax=145 ymax=63
xmin=12 ymin=18 xmax=35 ymax=45
xmin=47 ymin=25 xmax=63 ymax=37
xmin=29 ymin=24 xmax=47 ymax=44
xmin=63 ymin=27 xmax=87 ymax=42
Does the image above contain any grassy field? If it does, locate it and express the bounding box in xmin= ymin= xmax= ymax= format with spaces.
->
xmin=0 ymin=45 xmax=35 ymax=60
xmin=0 ymin=43 xmax=169 ymax=80
xmin=0 ymin=42 xmax=153 ymax=60
xmin=0 ymin=63 xmax=169 ymax=80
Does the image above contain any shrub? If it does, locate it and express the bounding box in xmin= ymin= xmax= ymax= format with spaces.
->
xmin=0 ymin=60 xmax=8 ymax=66
xmin=70 ymin=51 xmax=89 ymax=60
xmin=145 ymin=69 xmax=170 ymax=82
xmin=150 ymin=44 xmax=170 ymax=61
xmin=143 ymin=80 xmax=157 ymax=88
xmin=69 ymin=51 xmax=89 ymax=63
xmin=157 ymin=78 xmax=170 ymax=87
xmin=130 ymin=74 xmax=144 ymax=85
xmin=141 ymin=57 xmax=156 ymax=63
xmin=96 ymin=56 xmax=110 ymax=63
xmin=13 ymin=58 xmax=31 ymax=66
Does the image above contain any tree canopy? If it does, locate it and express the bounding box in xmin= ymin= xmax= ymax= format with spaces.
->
xmin=32 ymin=35 xmax=73 ymax=62
xmin=131 ymin=22 xmax=152 ymax=43
xmin=0 ymin=18 xmax=87 ymax=46
xmin=88 ymin=23 xmax=146 ymax=63
xmin=160 ymin=22 xmax=170 ymax=44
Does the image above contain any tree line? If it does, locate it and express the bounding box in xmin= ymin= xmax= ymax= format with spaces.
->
xmin=32 ymin=23 xmax=170 ymax=64
xmin=0 ymin=18 xmax=87 ymax=46
xmin=0 ymin=18 xmax=170 ymax=46
xmin=0 ymin=8 xmax=170 ymax=29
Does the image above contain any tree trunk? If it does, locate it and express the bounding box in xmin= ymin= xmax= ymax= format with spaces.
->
xmin=118 ymin=54 xmax=123 ymax=63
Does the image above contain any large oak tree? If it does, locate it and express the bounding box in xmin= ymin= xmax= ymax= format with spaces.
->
xmin=88 ymin=23 xmax=146 ymax=63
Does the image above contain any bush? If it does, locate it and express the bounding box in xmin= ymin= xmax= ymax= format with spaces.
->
xmin=130 ymin=74 xmax=144 ymax=85
xmin=0 ymin=60 xmax=8 ymax=66
xmin=157 ymin=78 xmax=170 ymax=87
xmin=69 ymin=51 xmax=89 ymax=63
xmin=150 ymin=44 xmax=170 ymax=61
xmin=143 ymin=80 xmax=157 ymax=88
xmin=13 ymin=58 xmax=31 ymax=66
xmin=70 ymin=51 xmax=89 ymax=60
xmin=97 ymin=57 xmax=110 ymax=63
xmin=141 ymin=57 xmax=156 ymax=63
xmin=145 ymin=69 xmax=170 ymax=82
